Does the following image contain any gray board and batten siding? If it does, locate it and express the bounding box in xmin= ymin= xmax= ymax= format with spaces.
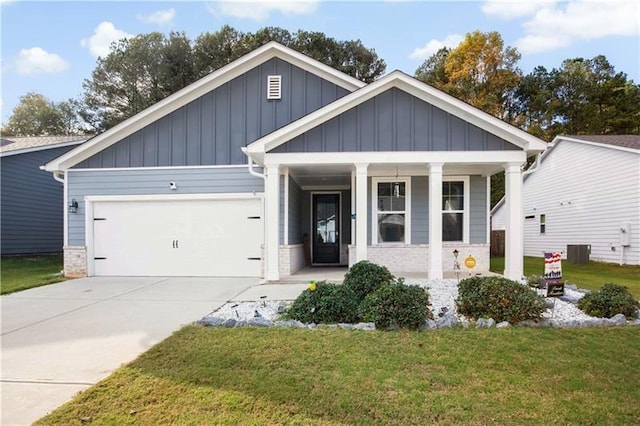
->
xmin=1 ymin=146 xmax=76 ymax=255
xmin=366 ymin=175 xmax=487 ymax=246
xmin=74 ymin=58 xmax=351 ymax=169
xmin=272 ymin=88 xmax=520 ymax=153
xmin=67 ymin=167 xmax=264 ymax=246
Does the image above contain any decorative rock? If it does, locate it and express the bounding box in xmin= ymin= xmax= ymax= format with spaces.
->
xmin=353 ymin=322 xmax=376 ymax=331
xmin=198 ymin=317 xmax=225 ymax=327
xmin=274 ymin=320 xmax=306 ymax=328
xmin=436 ymin=312 xmax=457 ymax=328
xmin=247 ymin=317 xmax=272 ymax=327
xmin=307 ymin=323 xmax=317 ymax=329
xmin=460 ymin=320 xmax=470 ymax=329
xmin=610 ymin=313 xmax=627 ymax=326
xmin=422 ymin=320 xmax=437 ymax=330
xmin=496 ymin=321 xmax=511 ymax=328
xmin=486 ymin=318 xmax=496 ymax=328
xmin=476 ymin=318 xmax=486 ymax=328
xmin=544 ymin=299 xmax=555 ymax=308
xmin=338 ymin=323 xmax=355 ymax=330
xmin=222 ymin=318 xmax=237 ymax=328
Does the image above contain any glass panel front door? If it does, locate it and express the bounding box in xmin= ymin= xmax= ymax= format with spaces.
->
xmin=312 ymin=193 xmax=340 ymax=264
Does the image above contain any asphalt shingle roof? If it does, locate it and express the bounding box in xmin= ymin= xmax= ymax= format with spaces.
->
xmin=0 ymin=135 xmax=89 ymax=154
xmin=565 ymin=135 xmax=640 ymax=151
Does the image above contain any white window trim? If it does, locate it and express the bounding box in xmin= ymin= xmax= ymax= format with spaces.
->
xmin=371 ymin=177 xmax=411 ymax=244
xmin=442 ymin=176 xmax=470 ymax=244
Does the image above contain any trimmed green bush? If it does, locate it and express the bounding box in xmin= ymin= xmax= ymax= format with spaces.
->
xmin=285 ymin=281 xmax=358 ymax=324
xmin=456 ymin=276 xmax=546 ymax=324
xmin=577 ymin=283 xmax=639 ymax=319
xmin=359 ymin=280 xmax=432 ymax=330
xmin=343 ymin=261 xmax=395 ymax=303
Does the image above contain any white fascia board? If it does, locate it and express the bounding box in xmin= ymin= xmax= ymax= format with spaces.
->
xmin=263 ymin=150 xmax=527 ymax=166
xmin=248 ymin=71 xmax=547 ymax=156
xmin=490 ymin=197 xmax=505 ymax=216
xmin=45 ymin=42 xmax=364 ymax=173
xmin=552 ymin=135 xmax=640 ymax=155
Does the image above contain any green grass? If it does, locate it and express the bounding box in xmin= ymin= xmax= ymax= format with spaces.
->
xmin=1 ymin=254 xmax=65 ymax=295
xmin=491 ymin=256 xmax=640 ymax=299
xmin=37 ymin=326 xmax=640 ymax=425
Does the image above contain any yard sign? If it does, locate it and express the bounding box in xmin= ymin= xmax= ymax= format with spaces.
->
xmin=543 ymin=252 xmax=564 ymax=298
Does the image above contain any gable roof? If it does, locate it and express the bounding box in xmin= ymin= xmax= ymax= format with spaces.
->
xmin=0 ymin=135 xmax=88 ymax=157
xmin=43 ymin=42 xmax=366 ymax=172
xmin=490 ymin=133 xmax=640 ymax=216
xmin=246 ymin=70 xmax=548 ymax=159
xmin=553 ymin=135 xmax=640 ymax=153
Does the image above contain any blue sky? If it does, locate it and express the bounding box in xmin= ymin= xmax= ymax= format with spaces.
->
xmin=2 ymin=1 xmax=639 ymax=123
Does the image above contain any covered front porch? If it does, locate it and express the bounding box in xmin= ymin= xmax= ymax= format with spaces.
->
xmin=263 ymin=153 xmax=525 ymax=282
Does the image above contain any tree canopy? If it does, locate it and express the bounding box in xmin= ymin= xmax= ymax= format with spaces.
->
xmin=1 ymin=92 xmax=83 ymax=137
xmin=415 ymin=31 xmax=522 ymax=120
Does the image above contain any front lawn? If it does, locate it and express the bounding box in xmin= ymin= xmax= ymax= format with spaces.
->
xmin=1 ymin=254 xmax=65 ymax=295
xmin=38 ymin=326 xmax=640 ymax=425
xmin=491 ymin=256 xmax=640 ymax=298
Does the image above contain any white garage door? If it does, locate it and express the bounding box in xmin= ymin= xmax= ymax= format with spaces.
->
xmin=92 ymin=197 xmax=263 ymax=277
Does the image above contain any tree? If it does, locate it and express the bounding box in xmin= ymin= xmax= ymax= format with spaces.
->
xmin=1 ymin=92 xmax=83 ymax=136
xmin=415 ymin=31 xmax=521 ymax=120
xmin=81 ymin=26 xmax=386 ymax=131
xmin=415 ymin=47 xmax=450 ymax=87
xmin=515 ymin=55 xmax=640 ymax=140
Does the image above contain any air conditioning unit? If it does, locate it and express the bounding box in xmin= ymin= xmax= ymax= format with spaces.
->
xmin=566 ymin=244 xmax=590 ymax=264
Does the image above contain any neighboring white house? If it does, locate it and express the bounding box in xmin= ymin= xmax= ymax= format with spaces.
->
xmin=491 ymin=135 xmax=640 ymax=265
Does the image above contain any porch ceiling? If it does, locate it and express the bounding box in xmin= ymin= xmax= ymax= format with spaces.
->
xmin=287 ymin=163 xmax=503 ymax=188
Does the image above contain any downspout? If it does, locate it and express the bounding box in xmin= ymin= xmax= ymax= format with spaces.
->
xmin=247 ymin=156 xmax=266 ymax=180
xmin=242 ymin=148 xmax=267 ymax=282
xmin=522 ymin=152 xmax=542 ymax=178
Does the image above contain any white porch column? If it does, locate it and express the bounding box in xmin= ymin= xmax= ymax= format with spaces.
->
xmin=504 ymin=162 xmax=524 ymax=280
xmin=265 ymin=164 xmax=280 ymax=281
xmin=428 ymin=163 xmax=443 ymax=279
xmin=355 ymin=163 xmax=369 ymax=262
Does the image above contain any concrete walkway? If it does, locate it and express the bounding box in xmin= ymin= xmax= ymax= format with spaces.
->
xmin=1 ymin=276 xmax=259 ymax=426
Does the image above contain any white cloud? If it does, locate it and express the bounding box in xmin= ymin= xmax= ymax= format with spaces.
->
xmin=81 ymin=21 xmax=133 ymax=58
xmin=209 ymin=0 xmax=319 ymax=22
xmin=15 ymin=47 xmax=69 ymax=75
xmin=482 ymin=0 xmax=554 ymax=19
xmin=482 ymin=1 xmax=640 ymax=54
xmin=138 ymin=8 xmax=176 ymax=26
xmin=409 ymin=34 xmax=463 ymax=61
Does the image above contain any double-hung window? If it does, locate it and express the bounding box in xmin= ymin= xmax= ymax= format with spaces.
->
xmin=373 ymin=178 xmax=410 ymax=243
xmin=442 ymin=178 xmax=469 ymax=242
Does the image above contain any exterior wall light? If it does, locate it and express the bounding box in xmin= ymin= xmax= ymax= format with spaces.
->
xmin=68 ymin=199 xmax=78 ymax=213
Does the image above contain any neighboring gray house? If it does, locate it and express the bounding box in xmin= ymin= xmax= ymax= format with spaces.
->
xmin=44 ymin=42 xmax=546 ymax=280
xmin=492 ymin=135 xmax=640 ymax=265
xmin=1 ymin=136 xmax=88 ymax=255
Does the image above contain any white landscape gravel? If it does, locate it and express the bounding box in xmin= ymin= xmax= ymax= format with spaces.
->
xmin=201 ymin=279 xmax=639 ymax=328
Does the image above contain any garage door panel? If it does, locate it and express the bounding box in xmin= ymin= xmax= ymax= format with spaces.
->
xmin=92 ymin=198 xmax=263 ymax=277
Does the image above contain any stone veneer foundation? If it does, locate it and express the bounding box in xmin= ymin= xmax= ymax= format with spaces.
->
xmin=64 ymin=246 xmax=87 ymax=278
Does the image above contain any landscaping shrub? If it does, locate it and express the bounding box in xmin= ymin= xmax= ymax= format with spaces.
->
xmin=343 ymin=261 xmax=395 ymax=303
xmin=359 ymin=280 xmax=432 ymax=330
xmin=577 ymin=283 xmax=640 ymax=319
xmin=456 ymin=276 xmax=546 ymax=324
xmin=285 ymin=281 xmax=359 ymax=324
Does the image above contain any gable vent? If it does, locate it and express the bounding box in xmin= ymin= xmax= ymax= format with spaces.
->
xmin=267 ymin=75 xmax=282 ymax=100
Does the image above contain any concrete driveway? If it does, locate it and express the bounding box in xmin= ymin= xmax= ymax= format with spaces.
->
xmin=1 ymin=276 xmax=258 ymax=426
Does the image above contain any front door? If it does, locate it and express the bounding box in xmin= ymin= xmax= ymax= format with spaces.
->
xmin=312 ymin=193 xmax=340 ymax=264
